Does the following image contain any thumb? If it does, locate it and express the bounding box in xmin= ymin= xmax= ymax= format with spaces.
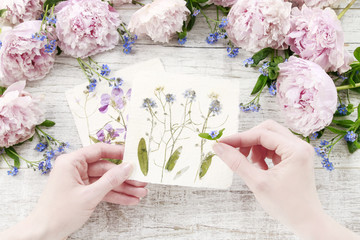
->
xmin=87 ymin=162 xmax=133 ymax=200
xmin=213 ymin=142 xmax=260 ymax=184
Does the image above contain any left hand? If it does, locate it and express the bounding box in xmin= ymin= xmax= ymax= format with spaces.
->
xmin=1 ymin=143 xmax=148 ymax=240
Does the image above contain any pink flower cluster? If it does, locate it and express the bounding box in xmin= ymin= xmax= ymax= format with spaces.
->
xmin=128 ymin=0 xmax=190 ymax=43
xmin=0 ymin=81 xmax=44 ymax=148
xmin=54 ymin=0 xmax=121 ymax=58
xmin=0 ymin=21 xmax=55 ymax=87
xmin=286 ymin=6 xmax=353 ymax=73
xmin=277 ymin=57 xmax=337 ymax=137
xmin=0 ymin=0 xmax=44 ymax=25
xmin=226 ymin=0 xmax=292 ymax=52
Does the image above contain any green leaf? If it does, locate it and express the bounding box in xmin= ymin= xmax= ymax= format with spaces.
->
xmin=89 ymin=136 xmax=100 ymax=143
xmin=268 ymin=67 xmax=279 ymax=80
xmin=354 ymin=47 xmax=360 ymax=62
xmin=326 ymin=126 xmax=347 ymax=135
xmin=251 ymin=48 xmax=273 ymax=66
xmin=39 ymin=120 xmax=56 ymax=127
xmin=192 ymin=0 xmax=208 ymax=3
xmin=178 ymin=31 xmax=187 ymax=40
xmin=186 ymin=16 xmax=196 ymax=32
xmin=103 ymin=158 xmax=122 ymax=165
xmin=137 ymin=138 xmax=149 ymax=176
xmin=0 ymin=86 xmax=7 ymax=95
xmin=273 ymin=56 xmax=284 ymax=65
xmin=0 ymin=9 xmax=7 ymax=18
xmin=174 ymin=166 xmax=190 ymax=180
xmin=199 ymin=152 xmax=215 ymax=179
xmin=332 ymin=119 xmax=355 ymax=128
xmin=165 ymin=146 xmax=182 ymax=171
xmin=357 ymin=103 xmax=360 ymax=119
xmin=43 ymin=0 xmax=65 ymax=10
xmin=56 ymin=46 xmax=62 ymax=56
xmin=251 ymin=75 xmax=268 ymax=95
xmin=5 ymin=147 xmax=20 ymax=168
xmin=347 ymin=140 xmax=360 ymax=153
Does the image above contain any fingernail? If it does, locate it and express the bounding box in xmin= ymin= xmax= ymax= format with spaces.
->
xmin=212 ymin=143 xmax=224 ymax=156
xmin=122 ymin=162 xmax=133 ymax=176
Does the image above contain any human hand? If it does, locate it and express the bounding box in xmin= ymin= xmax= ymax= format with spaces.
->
xmin=1 ymin=143 xmax=148 ymax=240
xmin=213 ymin=120 xmax=359 ymax=240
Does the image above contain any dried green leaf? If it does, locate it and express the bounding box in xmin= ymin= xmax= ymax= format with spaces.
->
xmin=89 ymin=136 xmax=100 ymax=143
xmin=199 ymin=152 xmax=215 ymax=179
xmin=165 ymin=146 xmax=183 ymax=171
xmin=137 ymin=138 xmax=148 ymax=176
xmin=174 ymin=166 xmax=190 ymax=180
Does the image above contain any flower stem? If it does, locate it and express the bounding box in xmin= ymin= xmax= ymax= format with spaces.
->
xmin=336 ymin=82 xmax=360 ymax=91
xmin=338 ymin=0 xmax=357 ymax=19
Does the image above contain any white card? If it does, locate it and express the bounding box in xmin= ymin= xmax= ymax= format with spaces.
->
xmin=123 ymin=72 xmax=239 ymax=189
xmin=65 ymin=58 xmax=165 ymax=146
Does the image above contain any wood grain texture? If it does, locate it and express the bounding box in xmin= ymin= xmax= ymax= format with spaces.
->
xmin=0 ymin=4 xmax=360 ymax=240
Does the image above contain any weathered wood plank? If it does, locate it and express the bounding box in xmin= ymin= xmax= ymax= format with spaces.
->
xmin=0 ymin=169 xmax=359 ymax=239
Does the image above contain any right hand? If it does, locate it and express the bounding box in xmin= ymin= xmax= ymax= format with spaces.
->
xmin=213 ymin=120 xmax=320 ymax=231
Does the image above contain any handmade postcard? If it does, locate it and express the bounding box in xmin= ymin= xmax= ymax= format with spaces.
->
xmin=123 ymin=72 xmax=240 ymax=189
xmin=66 ymin=59 xmax=165 ymax=146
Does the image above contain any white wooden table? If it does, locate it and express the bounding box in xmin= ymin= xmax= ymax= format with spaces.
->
xmin=1 ymin=3 xmax=360 ymax=239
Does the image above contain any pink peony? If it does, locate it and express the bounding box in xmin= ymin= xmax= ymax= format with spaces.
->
xmin=285 ymin=6 xmax=353 ymax=73
xmin=0 ymin=0 xmax=44 ymax=25
xmin=208 ymin=0 xmax=238 ymax=7
xmin=0 ymin=20 xmax=55 ymax=87
xmin=277 ymin=57 xmax=337 ymax=137
xmin=285 ymin=0 xmax=343 ymax=8
xmin=225 ymin=0 xmax=292 ymax=52
xmin=0 ymin=81 xmax=44 ymax=148
xmin=128 ymin=0 xmax=190 ymax=43
xmin=54 ymin=0 xmax=121 ymax=58
xmin=110 ymin=0 xmax=132 ymax=6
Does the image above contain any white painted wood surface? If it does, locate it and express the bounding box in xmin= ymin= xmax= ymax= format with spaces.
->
xmin=1 ymin=3 xmax=360 ymax=239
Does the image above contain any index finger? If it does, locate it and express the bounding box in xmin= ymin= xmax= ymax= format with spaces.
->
xmin=220 ymin=128 xmax=294 ymax=153
xmin=69 ymin=143 xmax=124 ymax=163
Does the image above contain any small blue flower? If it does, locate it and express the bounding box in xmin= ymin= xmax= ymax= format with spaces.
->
xmin=165 ymin=94 xmax=175 ymax=103
xmin=101 ymin=64 xmax=111 ymax=76
xmin=249 ymin=103 xmax=260 ymax=112
xmin=7 ymin=167 xmax=19 ymax=176
xmin=32 ymin=33 xmax=47 ymax=41
xmin=46 ymin=150 xmax=55 ymax=159
xmin=320 ymin=140 xmax=330 ymax=146
xmin=44 ymin=40 xmax=56 ymax=54
xmin=209 ymin=100 xmax=221 ymax=114
xmin=219 ymin=17 xmax=228 ymax=28
xmin=0 ymin=40 xmax=2 ymax=49
xmin=193 ymin=9 xmax=200 ymax=16
xmin=337 ymin=104 xmax=348 ymax=116
xmin=243 ymin=58 xmax=254 ymax=67
xmin=259 ymin=62 xmax=269 ymax=76
xmin=344 ymin=131 xmax=357 ymax=142
xmin=206 ymin=33 xmax=218 ymax=44
xmin=178 ymin=37 xmax=187 ymax=45
xmin=123 ymin=46 xmax=132 ymax=54
xmin=46 ymin=16 xmax=57 ymax=24
xmin=35 ymin=143 xmax=48 ymax=152
xmin=269 ymin=82 xmax=277 ymax=96
xmin=310 ymin=132 xmax=318 ymax=140
xmin=142 ymin=98 xmax=157 ymax=109
xmin=217 ymin=32 xmax=227 ymax=39
xmin=239 ymin=103 xmax=261 ymax=113
xmin=209 ymin=130 xmax=218 ymax=139
xmin=227 ymin=47 xmax=239 ymax=58
xmin=321 ymin=158 xmax=334 ymax=171
xmin=87 ymin=79 xmax=97 ymax=92
xmin=183 ymin=89 xmax=196 ymax=102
